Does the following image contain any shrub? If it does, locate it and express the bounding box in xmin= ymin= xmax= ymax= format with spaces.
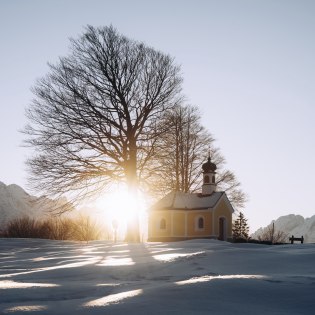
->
xmin=48 ymin=217 xmax=76 ymax=240
xmin=72 ymin=215 xmax=102 ymax=243
xmin=256 ymin=223 xmax=288 ymax=244
xmin=4 ymin=215 xmax=103 ymax=242
xmin=6 ymin=217 xmax=38 ymax=238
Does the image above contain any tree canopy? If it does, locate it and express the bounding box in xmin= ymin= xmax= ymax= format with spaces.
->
xmin=149 ymin=104 xmax=246 ymax=210
xmin=25 ymin=25 xmax=182 ymax=203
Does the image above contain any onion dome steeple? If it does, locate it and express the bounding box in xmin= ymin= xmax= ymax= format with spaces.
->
xmin=202 ymin=156 xmax=217 ymax=173
xmin=202 ymin=155 xmax=217 ymax=195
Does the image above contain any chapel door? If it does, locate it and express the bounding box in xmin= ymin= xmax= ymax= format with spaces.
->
xmin=218 ymin=217 xmax=226 ymax=241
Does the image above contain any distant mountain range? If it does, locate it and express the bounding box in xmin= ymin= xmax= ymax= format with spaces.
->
xmin=252 ymin=214 xmax=315 ymax=243
xmin=1 ymin=181 xmax=315 ymax=242
xmin=0 ymin=181 xmax=70 ymax=231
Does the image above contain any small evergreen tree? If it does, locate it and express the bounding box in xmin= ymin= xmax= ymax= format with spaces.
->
xmin=232 ymin=212 xmax=249 ymax=242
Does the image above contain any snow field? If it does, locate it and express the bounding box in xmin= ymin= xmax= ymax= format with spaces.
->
xmin=0 ymin=238 xmax=314 ymax=314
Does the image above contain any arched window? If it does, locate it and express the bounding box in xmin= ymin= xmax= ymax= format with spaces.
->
xmin=198 ymin=217 xmax=204 ymax=229
xmin=212 ymin=175 xmax=215 ymax=183
xmin=204 ymin=175 xmax=209 ymax=183
xmin=195 ymin=216 xmax=205 ymax=231
xmin=160 ymin=218 xmax=166 ymax=230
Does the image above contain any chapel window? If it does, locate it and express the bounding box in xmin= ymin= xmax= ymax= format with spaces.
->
xmin=160 ymin=218 xmax=166 ymax=230
xmin=198 ymin=217 xmax=204 ymax=229
xmin=204 ymin=175 xmax=209 ymax=184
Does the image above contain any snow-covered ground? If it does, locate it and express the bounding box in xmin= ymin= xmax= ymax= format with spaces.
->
xmin=0 ymin=239 xmax=314 ymax=314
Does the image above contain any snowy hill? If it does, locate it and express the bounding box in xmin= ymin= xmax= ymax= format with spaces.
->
xmin=0 ymin=181 xmax=70 ymax=230
xmin=0 ymin=182 xmax=41 ymax=229
xmin=0 ymin=238 xmax=314 ymax=314
xmin=252 ymin=214 xmax=315 ymax=243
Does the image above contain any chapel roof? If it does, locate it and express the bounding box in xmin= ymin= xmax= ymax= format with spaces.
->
xmin=151 ymin=191 xmax=225 ymax=211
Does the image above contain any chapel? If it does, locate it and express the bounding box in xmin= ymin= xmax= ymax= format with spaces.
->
xmin=148 ymin=157 xmax=234 ymax=241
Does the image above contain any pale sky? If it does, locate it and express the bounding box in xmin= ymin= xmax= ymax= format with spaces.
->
xmin=0 ymin=0 xmax=314 ymax=233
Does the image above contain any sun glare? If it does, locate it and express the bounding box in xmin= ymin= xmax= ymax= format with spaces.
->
xmin=94 ymin=185 xmax=147 ymax=240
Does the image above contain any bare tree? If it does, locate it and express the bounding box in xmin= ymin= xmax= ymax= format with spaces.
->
xmin=216 ymin=169 xmax=247 ymax=211
xmin=147 ymin=104 xmax=246 ymax=210
xmin=146 ymin=104 xmax=211 ymax=195
xmin=24 ymin=25 xmax=183 ymax=241
xmin=257 ymin=222 xmax=288 ymax=244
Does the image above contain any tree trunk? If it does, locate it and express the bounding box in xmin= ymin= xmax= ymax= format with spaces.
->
xmin=124 ymin=139 xmax=140 ymax=243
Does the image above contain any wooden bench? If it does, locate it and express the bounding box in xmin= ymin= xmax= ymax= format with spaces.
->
xmin=289 ymin=235 xmax=304 ymax=244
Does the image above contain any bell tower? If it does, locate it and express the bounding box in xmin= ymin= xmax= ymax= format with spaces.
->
xmin=202 ymin=156 xmax=217 ymax=195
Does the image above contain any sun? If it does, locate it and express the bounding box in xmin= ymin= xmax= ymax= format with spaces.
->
xmin=94 ymin=185 xmax=147 ymax=238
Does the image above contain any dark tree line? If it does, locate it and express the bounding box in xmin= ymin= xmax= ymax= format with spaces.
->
xmin=24 ymin=25 xmax=246 ymax=241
